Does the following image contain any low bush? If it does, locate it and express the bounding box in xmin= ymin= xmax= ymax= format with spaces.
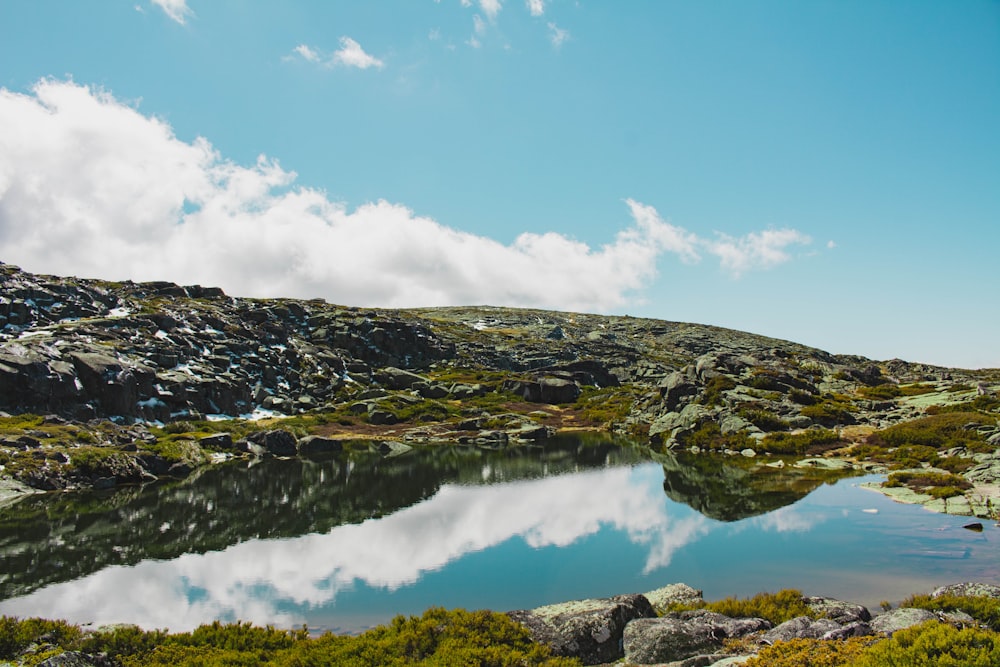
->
xmin=884 ymin=471 xmax=972 ymax=493
xmin=852 ymin=620 xmax=1000 ymax=666
xmin=744 ymin=636 xmax=872 ymax=666
xmin=902 ymin=593 xmax=1000 ymax=631
xmin=762 ymin=429 xmax=844 ymax=456
xmin=674 ymin=589 xmax=817 ymax=626
xmin=867 ymin=413 xmax=993 ymax=452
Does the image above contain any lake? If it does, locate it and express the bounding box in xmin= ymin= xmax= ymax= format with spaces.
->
xmin=1 ymin=435 xmax=997 ymax=633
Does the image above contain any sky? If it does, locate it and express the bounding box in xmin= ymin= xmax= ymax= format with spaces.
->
xmin=0 ymin=1 xmax=997 ymax=369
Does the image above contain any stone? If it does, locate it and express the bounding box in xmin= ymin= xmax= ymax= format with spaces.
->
xmin=296 ymin=435 xmax=343 ymax=457
xmin=374 ymin=366 xmax=428 ymax=390
xmin=624 ymin=611 xmax=770 ymax=665
xmin=198 ymin=433 xmax=234 ymax=450
xmin=870 ymin=608 xmax=938 ymax=635
xmin=245 ymin=430 xmax=297 ymax=457
xmin=508 ymin=594 xmax=655 ymax=665
xmin=761 ymin=616 xmax=842 ymax=644
xmin=644 ymin=583 xmax=704 ymax=614
xmin=36 ymin=651 xmax=113 ymax=666
xmin=932 ymin=582 xmax=1000 ymax=599
xmin=803 ymin=596 xmax=871 ymax=624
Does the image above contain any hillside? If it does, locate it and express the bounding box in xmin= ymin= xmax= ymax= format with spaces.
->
xmin=1 ymin=262 xmax=998 ymax=515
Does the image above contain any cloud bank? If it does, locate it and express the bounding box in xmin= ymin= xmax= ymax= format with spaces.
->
xmin=0 ymin=80 xmax=810 ymax=311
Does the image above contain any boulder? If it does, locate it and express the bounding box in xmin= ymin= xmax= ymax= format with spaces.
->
xmin=870 ymin=608 xmax=938 ymax=635
xmin=624 ymin=611 xmax=770 ymax=665
xmin=803 ymin=596 xmax=871 ymax=624
xmin=644 ymin=583 xmax=704 ymax=615
xmin=374 ymin=367 xmax=428 ymax=390
xmin=508 ymin=594 xmax=655 ymax=665
xmin=245 ymin=430 xmax=297 ymax=457
xmin=198 ymin=433 xmax=235 ymax=450
xmin=760 ymin=616 xmax=842 ymax=644
xmin=932 ymin=582 xmax=1000 ymax=599
xmin=297 ymin=435 xmax=344 ymax=457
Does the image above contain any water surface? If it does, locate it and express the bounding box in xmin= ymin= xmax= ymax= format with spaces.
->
xmin=0 ymin=437 xmax=996 ymax=633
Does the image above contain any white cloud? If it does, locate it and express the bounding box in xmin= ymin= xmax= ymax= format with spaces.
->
xmin=332 ymin=36 xmax=384 ymax=70
xmin=150 ymin=0 xmax=192 ymax=25
xmin=480 ymin=0 xmax=502 ymax=21
xmin=0 ymin=80 xmax=810 ymax=313
xmin=827 ymin=239 xmax=836 ymax=249
xmin=460 ymin=0 xmax=472 ymax=6
xmin=547 ymin=21 xmax=570 ymax=48
xmin=527 ymin=0 xmax=545 ymax=16
xmin=292 ymin=44 xmax=320 ymax=63
xmin=706 ymin=228 xmax=812 ymax=278
xmin=289 ymin=38 xmax=383 ymax=70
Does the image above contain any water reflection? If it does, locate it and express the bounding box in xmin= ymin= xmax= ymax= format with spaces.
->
xmin=0 ymin=436 xmax=642 ymax=600
xmin=1 ymin=439 xmax=996 ymax=634
xmin=0 ymin=463 xmax=709 ymax=631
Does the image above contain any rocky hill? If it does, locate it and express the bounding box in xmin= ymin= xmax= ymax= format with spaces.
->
xmin=1 ymin=262 xmax=998 ymax=515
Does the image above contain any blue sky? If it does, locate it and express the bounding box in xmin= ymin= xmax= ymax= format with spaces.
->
xmin=0 ymin=1 xmax=997 ymax=368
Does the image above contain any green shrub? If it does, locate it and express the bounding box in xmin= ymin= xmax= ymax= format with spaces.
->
xmin=800 ymin=398 xmax=856 ymax=426
xmin=0 ymin=617 xmax=82 ymax=660
xmin=272 ymin=608 xmax=578 ymax=667
xmin=858 ymin=385 xmax=902 ymax=400
xmin=744 ymin=636 xmax=872 ymax=667
xmin=867 ymin=413 xmax=993 ymax=452
xmin=677 ymin=422 xmax=754 ymax=451
xmin=738 ymin=407 xmax=789 ymax=432
xmin=763 ymin=429 xmax=844 ymax=456
xmin=701 ymin=590 xmax=815 ymax=625
xmin=852 ymin=621 xmax=1000 ymax=667
xmin=884 ymin=471 xmax=972 ymax=493
xmin=789 ymin=388 xmax=819 ymax=406
xmin=902 ymin=594 xmax=1000 ymax=631
xmin=701 ymin=376 xmax=737 ymax=407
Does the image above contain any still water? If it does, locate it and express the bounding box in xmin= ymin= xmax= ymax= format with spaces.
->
xmin=0 ymin=436 xmax=997 ymax=633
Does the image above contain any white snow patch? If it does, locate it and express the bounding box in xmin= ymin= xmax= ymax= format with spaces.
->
xmin=107 ymin=307 xmax=131 ymax=318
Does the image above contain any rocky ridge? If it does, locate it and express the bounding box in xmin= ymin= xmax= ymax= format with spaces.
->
xmin=1 ymin=263 xmax=998 ymax=515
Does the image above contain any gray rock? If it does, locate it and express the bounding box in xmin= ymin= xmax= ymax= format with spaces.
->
xmin=508 ymin=594 xmax=655 ymax=665
xmin=296 ymin=435 xmax=343 ymax=457
xmin=245 ymin=430 xmax=297 ymax=457
xmin=374 ymin=367 xmax=428 ymax=390
xmin=821 ymin=621 xmax=873 ymax=640
xmin=368 ymin=408 xmax=398 ymax=425
xmin=37 ymin=651 xmax=113 ymax=666
xmin=870 ymin=608 xmax=938 ymax=635
xmin=804 ymin=596 xmax=871 ymax=624
xmin=198 ymin=433 xmax=234 ymax=450
xmin=644 ymin=583 xmax=704 ymax=614
xmin=625 ymin=611 xmax=770 ymax=665
xmin=932 ymin=582 xmax=1000 ymax=599
xmin=761 ymin=616 xmax=842 ymax=644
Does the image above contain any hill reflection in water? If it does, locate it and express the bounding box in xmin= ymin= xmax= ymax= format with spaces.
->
xmin=1 ymin=436 xmax=996 ymax=633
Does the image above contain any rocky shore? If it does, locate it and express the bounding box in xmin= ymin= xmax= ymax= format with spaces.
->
xmin=506 ymin=581 xmax=1000 ymax=666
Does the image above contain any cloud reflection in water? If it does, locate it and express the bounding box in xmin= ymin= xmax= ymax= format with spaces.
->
xmin=0 ymin=464 xmax=710 ymax=631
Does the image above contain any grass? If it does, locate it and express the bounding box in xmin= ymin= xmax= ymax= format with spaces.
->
xmin=676 ymin=421 xmax=754 ymax=451
xmin=761 ymin=429 xmax=845 ymax=456
xmin=865 ymin=412 xmax=993 ymax=453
